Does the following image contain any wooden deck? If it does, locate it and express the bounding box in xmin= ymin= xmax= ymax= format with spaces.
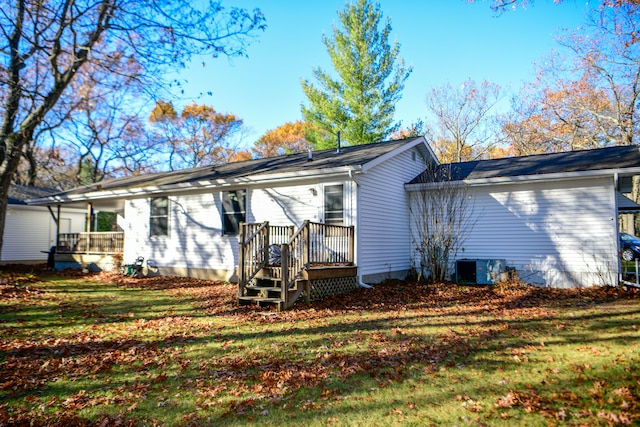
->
xmin=237 ymin=221 xmax=358 ymax=310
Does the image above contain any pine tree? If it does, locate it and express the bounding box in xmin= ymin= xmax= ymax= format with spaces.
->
xmin=301 ymin=0 xmax=411 ymax=148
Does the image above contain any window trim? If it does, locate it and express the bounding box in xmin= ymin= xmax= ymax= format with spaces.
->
xmin=149 ymin=196 xmax=169 ymax=237
xmin=221 ymin=189 xmax=247 ymax=235
xmin=323 ymin=183 xmax=344 ymax=226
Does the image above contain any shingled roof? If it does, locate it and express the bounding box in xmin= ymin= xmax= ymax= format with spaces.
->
xmin=30 ymin=137 xmax=427 ymax=203
xmin=408 ymin=145 xmax=640 ymax=184
xmin=8 ymin=185 xmax=59 ymax=205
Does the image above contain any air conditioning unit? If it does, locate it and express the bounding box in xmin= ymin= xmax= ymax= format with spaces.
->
xmin=455 ymin=259 xmax=506 ymax=285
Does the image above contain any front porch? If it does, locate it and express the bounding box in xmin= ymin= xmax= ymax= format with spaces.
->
xmin=54 ymin=232 xmax=124 ymax=272
xmin=238 ymin=221 xmax=358 ymax=310
xmin=57 ymin=232 xmax=124 ymax=254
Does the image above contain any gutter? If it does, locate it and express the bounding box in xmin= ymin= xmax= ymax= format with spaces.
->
xmin=405 ymin=166 xmax=640 ymax=191
xmin=27 ymin=165 xmax=365 ymax=206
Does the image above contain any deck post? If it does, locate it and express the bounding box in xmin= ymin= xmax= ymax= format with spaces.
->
xmin=349 ymin=225 xmax=355 ymax=264
xmin=263 ymin=221 xmax=270 ymax=266
xmin=238 ymin=222 xmax=246 ymax=299
xmin=280 ymin=244 xmax=289 ymax=308
xmin=303 ymin=220 xmax=310 ymax=268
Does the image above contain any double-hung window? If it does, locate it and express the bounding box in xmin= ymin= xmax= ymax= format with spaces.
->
xmin=324 ymin=184 xmax=344 ymax=225
xmin=222 ymin=190 xmax=246 ymax=235
xmin=150 ymin=196 xmax=169 ymax=237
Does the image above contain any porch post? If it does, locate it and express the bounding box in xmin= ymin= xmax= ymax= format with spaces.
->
xmin=86 ymin=203 xmax=92 ymax=254
xmin=56 ymin=204 xmax=61 ymax=248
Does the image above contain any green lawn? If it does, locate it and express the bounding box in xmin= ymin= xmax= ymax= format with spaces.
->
xmin=1 ymin=269 xmax=639 ymax=426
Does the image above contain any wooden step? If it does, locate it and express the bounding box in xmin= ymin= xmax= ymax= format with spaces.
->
xmin=238 ymin=296 xmax=283 ymax=309
xmin=254 ymin=276 xmax=282 ymax=286
xmin=244 ymin=285 xmax=282 ymax=298
xmin=256 ymin=267 xmax=281 ymax=279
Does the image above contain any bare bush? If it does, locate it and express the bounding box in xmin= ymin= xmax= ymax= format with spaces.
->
xmin=408 ymin=164 xmax=476 ymax=282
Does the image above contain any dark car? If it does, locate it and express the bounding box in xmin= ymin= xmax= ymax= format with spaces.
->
xmin=619 ymin=233 xmax=640 ymax=261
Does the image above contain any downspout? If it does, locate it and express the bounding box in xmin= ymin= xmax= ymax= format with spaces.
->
xmin=350 ymin=168 xmax=373 ymax=289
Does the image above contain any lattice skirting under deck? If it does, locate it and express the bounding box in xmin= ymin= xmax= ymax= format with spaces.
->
xmin=308 ymin=276 xmax=359 ymax=301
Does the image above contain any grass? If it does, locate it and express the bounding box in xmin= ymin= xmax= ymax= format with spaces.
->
xmin=1 ymin=268 xmax=639 ymax=426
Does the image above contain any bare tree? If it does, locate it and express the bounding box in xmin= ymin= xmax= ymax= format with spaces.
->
xmin=408 ymin=164 xmax=476 ymax=282
xmin=425 ymin=79 xmax=502 ymax=163
xmin=554 ymin=4 xmax=640 ymax=146
xmin=470 ymin=0 xmax=640 ymax=15
xmin=149 ymin=101 xmax=248 ymax=170
xmin=0 ymin=0 xmax=265 ymax=255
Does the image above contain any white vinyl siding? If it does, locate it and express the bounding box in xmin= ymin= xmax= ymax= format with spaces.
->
xmin=250 ymin=182 xmax=321 ymax=226
xmin=458 ymin=177 xmax=618 ymax=287
xmin=357 ymin=147 xmax=428 ymax=282
xmin=120 ymin=143 xmax=432 ymax=282
xmin=122 ymin=182 xmax=336 ymax=279
xmin=2 ymin=205 xmax=85 ymax=262
xmin=125 ymin=193 xmax=236 ymax=274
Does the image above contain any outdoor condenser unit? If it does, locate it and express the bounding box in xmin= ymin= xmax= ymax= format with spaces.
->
xmin=455 ymin=259 xmax=506 ymax=285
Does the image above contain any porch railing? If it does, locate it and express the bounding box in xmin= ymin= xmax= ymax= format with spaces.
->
xmin=57 ymin=232 xmax=124 ymax=255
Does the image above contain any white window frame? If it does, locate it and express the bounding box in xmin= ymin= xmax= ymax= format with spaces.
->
xmin=149 ymin=196 xmax=169 ymax=237
xmin=222 ymin=189 xmax=247 ymax=235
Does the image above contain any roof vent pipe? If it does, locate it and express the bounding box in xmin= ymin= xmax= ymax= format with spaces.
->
xmin=337 ymin=131 xmax=341 ymax=154
xmin=308 ymin=148 xmax=313 ymax=161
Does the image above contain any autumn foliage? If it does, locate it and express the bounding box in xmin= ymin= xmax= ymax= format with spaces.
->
xmin=1 ymin=267 xmax=639 ymax=426
xmin=253 ymin=121 xmax=313 ymax=158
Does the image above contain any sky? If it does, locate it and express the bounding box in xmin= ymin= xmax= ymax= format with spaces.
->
xmin=167 ymin=0 xmax=596 ymax=146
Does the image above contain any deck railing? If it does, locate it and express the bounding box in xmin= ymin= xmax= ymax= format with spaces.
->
xmin=238 ymin=221 xmax=355 ymax=302
xmin=307 ymin=222 xmax=355 ymax=265
xmin=57 ymin=232 xmax=124 ymax=254
xmin=238 ymin=222 xmax=270 ymax=298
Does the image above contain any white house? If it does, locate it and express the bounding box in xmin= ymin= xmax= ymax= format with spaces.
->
xmin=406 ymin=145 xmax=640 ymax=288
xmin=3 ymin=185 xmax=86 ymax=264
xmin=26 ymin=139 xmax=640 ymax=298
xmin=28 ymin=137 xmax=435 ymax=285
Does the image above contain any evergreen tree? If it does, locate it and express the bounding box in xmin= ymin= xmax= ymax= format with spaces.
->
xmin=301 ymin=0 xmax=411 ymax=148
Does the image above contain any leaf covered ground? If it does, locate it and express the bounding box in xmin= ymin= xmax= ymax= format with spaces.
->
xmin=1 ymin=266 xmax=639 ymax=426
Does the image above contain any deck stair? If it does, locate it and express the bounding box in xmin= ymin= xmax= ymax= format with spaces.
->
xmin=238 ymin=270 xmax=309 ymax=310
xmin=237 ymin=221 xmax=355 ymax=311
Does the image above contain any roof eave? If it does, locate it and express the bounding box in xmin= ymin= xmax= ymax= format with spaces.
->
xmin=405 ymin=167 xmax=640 ymax=191
xmin=361 ymin=136 xmax=436 ymax=172
xmin=27 ymin=165 xmax=363 ymax=206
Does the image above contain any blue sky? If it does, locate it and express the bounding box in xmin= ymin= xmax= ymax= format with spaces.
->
xmin=169 ymin=0 xmax=595 ymax=145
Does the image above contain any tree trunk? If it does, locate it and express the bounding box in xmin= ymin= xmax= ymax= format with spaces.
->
xmin=24 ymin=145 xmax=38 ymax=186
xmin=0 ymin=147 xmax=24 ymax=256
xmin=0 ymin=130 xmax=34 ymax=256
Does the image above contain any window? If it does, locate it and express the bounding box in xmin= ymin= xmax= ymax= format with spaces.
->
xmin=324 ymin=184 xmax=344 ymax=225
xmin=150 ymin=197 xmax=169 ymax=237
xmin=222 ymin=190 xmax=246 ymax=235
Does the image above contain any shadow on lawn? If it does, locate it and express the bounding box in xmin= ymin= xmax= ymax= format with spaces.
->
xmin=2 ymin=268 xmax=640 ymax=426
